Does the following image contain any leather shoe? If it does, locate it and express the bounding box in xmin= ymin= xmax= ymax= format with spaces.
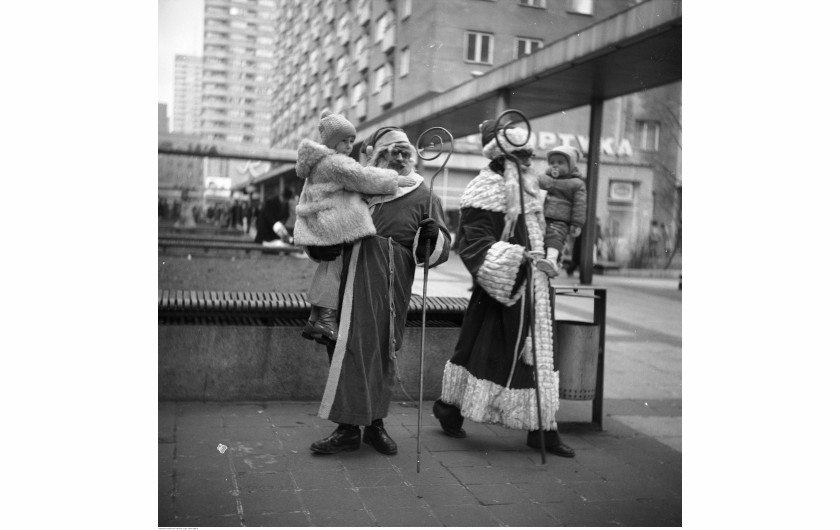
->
xmin=362 ymin=419 xmax=398 ymax=455
xmin=546 ymin=442 xmax=576 ymax=458
xmin=310 ymin=425 xmax=361 ymax=454
xmin=526 ymin=431 xmax=575 ymax=458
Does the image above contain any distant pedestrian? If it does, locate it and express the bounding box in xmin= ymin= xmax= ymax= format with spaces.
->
xmin=648 ymin=220 xmax=662 ymax=259
xmin=254 ymin=192 xmax=290 ymax=245
xmin=231 ymin=200 xmax=244 ymax=231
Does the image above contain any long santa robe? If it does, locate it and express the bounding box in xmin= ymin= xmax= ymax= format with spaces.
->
xmin=439 ymin=167 xmax=561 ymax=432
xmin=318 ymin=173 xmax=451 ymax=425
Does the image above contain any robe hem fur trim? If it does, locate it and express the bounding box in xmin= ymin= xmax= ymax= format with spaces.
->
xmin=441 ymin=362 xmax=559 ymax=431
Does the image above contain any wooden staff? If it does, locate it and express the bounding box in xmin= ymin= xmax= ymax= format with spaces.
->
xmin=413 ymin=127 xmax=454 ymax=473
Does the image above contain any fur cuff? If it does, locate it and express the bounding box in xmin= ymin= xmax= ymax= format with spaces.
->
xmin=477 ymin=241 xmax=526 ymax=306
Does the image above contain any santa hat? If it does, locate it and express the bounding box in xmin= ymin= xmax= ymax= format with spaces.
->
xmin=362 ymin=126 xmax=412 ymax=159
xmin=318 ymin=110 xmax=356 ymax=148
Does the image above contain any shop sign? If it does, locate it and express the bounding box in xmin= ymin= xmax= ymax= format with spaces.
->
xmin=609 ymin=181 xmax=634 ymax=202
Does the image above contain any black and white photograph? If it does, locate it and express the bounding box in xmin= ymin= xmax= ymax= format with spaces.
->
xmin=157 ymin=0 xmax=682 ymax=526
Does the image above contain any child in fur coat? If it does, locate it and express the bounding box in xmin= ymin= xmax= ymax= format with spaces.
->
xmin=294 ymin=110 xmax=413 ymax=345
xmin=534 ymin=145 xmax=587 ymax=278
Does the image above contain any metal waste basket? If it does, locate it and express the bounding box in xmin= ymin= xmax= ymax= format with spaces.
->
xmin=554 ymin=320 xmax=600 ymax=400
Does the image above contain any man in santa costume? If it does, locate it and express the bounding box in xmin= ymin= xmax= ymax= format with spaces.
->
xmin=308 ymin=126 xmax=451 ymax=456
xmin=431 ymin=119 xmax=575 ymax=458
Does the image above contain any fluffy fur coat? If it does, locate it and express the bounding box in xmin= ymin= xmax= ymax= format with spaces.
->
xmin=294 ymin=139 xmax=400 ymax=246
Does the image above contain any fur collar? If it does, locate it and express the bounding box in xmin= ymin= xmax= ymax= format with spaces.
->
xmin=460 ymin=167 xmax=542 ymax=214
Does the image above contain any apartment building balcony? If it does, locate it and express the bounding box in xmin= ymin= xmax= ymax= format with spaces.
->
xmin=338 ymin=69 xmax=349 ymax=88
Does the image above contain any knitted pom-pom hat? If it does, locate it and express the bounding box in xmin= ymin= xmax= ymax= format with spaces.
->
xmin=318 ymin=110 xmax=356 ymax=148
xmin=546 ymin=145 xmax=580 ymax=171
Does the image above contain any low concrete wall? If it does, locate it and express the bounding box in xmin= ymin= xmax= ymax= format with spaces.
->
xmin=158 ymin=324 xmax=460 ymax=401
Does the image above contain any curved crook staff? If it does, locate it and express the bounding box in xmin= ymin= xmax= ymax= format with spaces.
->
xmin=491 ymin=109 xmax=547 ymax=465
xmin=413 ymin=126 xmax=454 ymax=473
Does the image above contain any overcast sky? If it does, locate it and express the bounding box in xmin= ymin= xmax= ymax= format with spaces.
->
xmin=158 ymin=0 xmax=204 ymax=128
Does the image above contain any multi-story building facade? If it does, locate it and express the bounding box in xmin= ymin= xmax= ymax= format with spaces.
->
xmin=270 ymin=0 xmax=630 ymax=149
xmin=159 ymin=103 xmax=204 ymax=202
xmin=200 ymin=0 xmax=279 ymax=148
xmin=264 ymin=0 xmax=680 ymax=264
xmin=173 ymin=55 xmax=204 ymax=134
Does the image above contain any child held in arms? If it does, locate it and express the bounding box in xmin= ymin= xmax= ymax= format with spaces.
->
xmin=294 ymin=110 xmax=414 ymax=345
xmin=534 ymin=145 xmax=587 ymax=278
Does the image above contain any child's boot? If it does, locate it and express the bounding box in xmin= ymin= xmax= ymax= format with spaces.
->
xmin=313 ymin=307 xmax=338 ymax=345
xmin=302 ymin=306 xmax=321 ymax=341
xmin=536 ymin=247 xmax=560 ymax=278
xmin=536 ymin=258 xmax=559 ymax=278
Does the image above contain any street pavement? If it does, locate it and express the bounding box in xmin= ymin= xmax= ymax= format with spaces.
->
xmin=159 ymin=256 xmax=682 ymax=527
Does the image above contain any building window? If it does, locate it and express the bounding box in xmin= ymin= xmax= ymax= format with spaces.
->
xmin=399 ymin=47 xmax=410 ymax=77
xmin=375 ymin=11 xmax=395 ymax=43
xmin=465 ymin=31 xmax=493 ymax=65
xmin=352 ymin=81 xmax=367 ymax=106
xmin=636 ymin=120 xmax=660 ymax=151
xmin=567 ymin=0 xmax=593 ymax=15
xmin=401 ymin=0 xmax=411 ymax=19
xmin=516 ymin=37 xmax=543 ymax=58
xmin=357 ymin=0 xmax=371 ymax=25
xmin=518 ymin=0 xmax=546 ymax=8
xmin=374 ymin=62 xmax=393 ymax=93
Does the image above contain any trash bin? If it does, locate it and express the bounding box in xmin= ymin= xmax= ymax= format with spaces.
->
xmin=554 ymin=320 xmax=600 ymax=400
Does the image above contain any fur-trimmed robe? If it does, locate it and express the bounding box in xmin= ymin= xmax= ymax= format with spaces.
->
xmin=318 ymin=173 xmax=451 ymax=425
xmin=293 ymin=139 xmax=400 ymax=246
xmin=439 ymin=166 xmax=561 ymax=431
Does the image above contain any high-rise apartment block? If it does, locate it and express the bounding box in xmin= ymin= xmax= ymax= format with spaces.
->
xmin=200 ymin=0 xmax=279 ymax=147
xmin=173 ymin=55 xmax=204 ymax=134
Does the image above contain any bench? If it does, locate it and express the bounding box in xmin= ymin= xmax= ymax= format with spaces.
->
xmin=158 ymin=290 xmax=468 ymax=401
xmin=158 ymin=290 xmax=468 ymax=319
